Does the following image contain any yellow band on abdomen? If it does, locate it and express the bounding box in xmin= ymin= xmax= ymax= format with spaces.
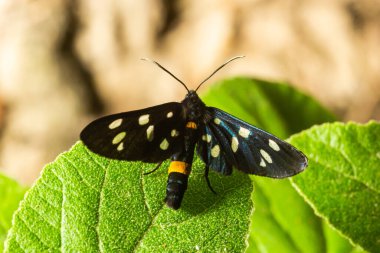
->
xmin=168 ymin=161 xmax=191 ymax=175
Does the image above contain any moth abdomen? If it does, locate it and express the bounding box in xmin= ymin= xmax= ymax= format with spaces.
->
xmin=165 ymin=172 xmax=189 ymax=210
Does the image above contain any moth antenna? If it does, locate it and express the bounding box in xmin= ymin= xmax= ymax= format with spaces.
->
xmin=195 ymin=55 xmax=245 ymax=91
xmin=141 ymin=58 xmax=190 ymax=92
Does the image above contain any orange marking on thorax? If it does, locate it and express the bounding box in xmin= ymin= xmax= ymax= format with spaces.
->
xmin=186 ymin=121 xmax=197 ymax=129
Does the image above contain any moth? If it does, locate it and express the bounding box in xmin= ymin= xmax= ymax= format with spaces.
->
xmin=80 ymin=56 xmax=308 ymax=210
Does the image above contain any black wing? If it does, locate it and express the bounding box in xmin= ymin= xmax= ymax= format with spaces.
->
xmin=80 ymin=102 xmax=185 ymax=163
xmin=197 ymin=107 xmax=308 ymax=178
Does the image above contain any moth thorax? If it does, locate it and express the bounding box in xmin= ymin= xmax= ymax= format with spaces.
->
xmin=183 ymin=91 xmax=205 ymax=121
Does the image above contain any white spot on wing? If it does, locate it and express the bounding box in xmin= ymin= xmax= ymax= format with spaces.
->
xmin=112 ymin=132 xmax=126 ymax=144
xmin=231 ymin=137 xmax=239 ymax=152
xmin=260 ymin=158 xmax=266 ymax=167
xmin=211 ymin=145 xmax=220 ymax=157
xmin=214 ymin=118 xmax=221 ymax=125
xmin=239 ymin=127 xmax=250 ymax=138
xmin=260 ymin=149 xmax=273 ymax=163
xmin=160 ymin=139 xmax=169 ymax=150
xmin=146 ymin=125 xmax=154 ymax=141
xmin=138 ymin=114 xmax=150 ymax=125
xmin=202 ymin=134 xmax=212 ymax=143
xmin=109 ymin=119 xmax=122 ymax=129
xmin=117 ymin=142 xmax=124 ymax=151
xmin=171 ymin=129 xmax=179 ymax=137
xmin=269 ymin=139 xmax=280 ymax=151
xmin=167 ymin=111 xmax=173 ymax=118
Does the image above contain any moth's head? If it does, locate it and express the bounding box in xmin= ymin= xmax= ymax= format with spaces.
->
xmin=184 ymin=90 xmax=201 ymax=103
xmin=187 ymin=90 xmax=197 ymax=97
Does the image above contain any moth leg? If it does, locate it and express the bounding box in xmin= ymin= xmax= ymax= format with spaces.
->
xmin=205 ymin=165 xmax=217 ymax=194
xmin=144 ymin=161 xmax=163 ymax=175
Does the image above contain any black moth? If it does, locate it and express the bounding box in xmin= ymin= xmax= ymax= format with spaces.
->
xmin=80 ymin=56 xmax=308 ymax=210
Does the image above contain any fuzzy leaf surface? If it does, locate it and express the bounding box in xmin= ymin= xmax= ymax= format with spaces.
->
xmin=290 ymin=121 xmax=379 ymax=253
xmin=4 ymin=142 xmax=253 ymax=252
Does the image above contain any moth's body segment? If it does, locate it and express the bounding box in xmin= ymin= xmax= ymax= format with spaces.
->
xmin=80 ymin=57 xmax=308 ymax=210
xmin=165 ymin=91 xmax=204 ymax=209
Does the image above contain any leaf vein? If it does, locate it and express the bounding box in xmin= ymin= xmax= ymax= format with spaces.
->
xmin=40 ymin=180 xmax=61 ymax=193
xmin=25 ymin=205 xmax=60 ymax=233
xmin=35 ymin=191 xmax=60 ymax=209
xmin=95 ymin=160 xmax=111 ymax=253
xmin=82 ymin=146 xmax=107 ymax=172
xmin=310 ymin=154 xmax=379 ymax=195
xmin=140 ymin=169 xmax=152 ymax=218
xmin=49 ymin=166 xmax=64 ymax=251
xmin=310 ymin=139 xmax=379 ymax=194
xmin=60 ymin=156 xmax=100 ymax=193
xmin=17 ymin=215 xmax=50 ymax=250
xmin=132 ymin=203 xmax=165 ymax=252
xmin=352 ymin=127 xmax=376 ymax=155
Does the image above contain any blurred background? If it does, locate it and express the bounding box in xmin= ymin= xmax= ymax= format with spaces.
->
xmin=0 ymin=0 xmax=379 ymax=185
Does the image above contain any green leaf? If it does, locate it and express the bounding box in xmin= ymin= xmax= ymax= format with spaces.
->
xmin=201 ymin=77 xmax=346 ymax=253
xmin=322 ymin=220 xmax=363 ymax=253
xmin=0 ymin=173 xmax=26 ymax=252
xmin=289 ymin=121 xmax=380 ymax=252
xmin=248 ymin=178 xmax=327 ymax=253
xmin=4 ymin=142 xmax=253 ymax=252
